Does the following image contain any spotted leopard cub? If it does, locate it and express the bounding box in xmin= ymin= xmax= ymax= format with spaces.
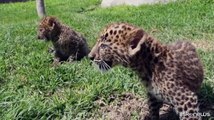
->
xmin=37 ymin=16 xmax=89 ymax=64
xmin=89 ymin=23 xmax=204 ymax=120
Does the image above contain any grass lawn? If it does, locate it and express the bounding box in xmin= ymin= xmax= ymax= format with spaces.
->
xmin=0 ymin=0 xmax=214 ymax=119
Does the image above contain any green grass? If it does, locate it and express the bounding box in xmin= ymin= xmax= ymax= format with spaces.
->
xmin=0 ymin=0 xmax=214 ymax=119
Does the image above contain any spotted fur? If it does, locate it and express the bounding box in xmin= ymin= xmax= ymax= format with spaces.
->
xmin=37 ymin=16 xmax=89 ymax=63
xmin=89 ymin=23 xmax=204 ymax=120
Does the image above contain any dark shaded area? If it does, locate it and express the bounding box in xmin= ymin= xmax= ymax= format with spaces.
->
xmin=0 ymin=77 xmax=5 ymax=86
xmin=198 ymin=83 xmax=214 ymax=119
xmin=0 ymin=0 xmax=30 ymax=3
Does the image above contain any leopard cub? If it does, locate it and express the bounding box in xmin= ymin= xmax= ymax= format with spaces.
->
xmin=89 ymin=23 xmax=204 ymax=120
xmin=37 ymin=16 xmax=89 ymax=64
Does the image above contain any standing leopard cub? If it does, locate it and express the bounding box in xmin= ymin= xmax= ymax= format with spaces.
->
xmin=37 ymin=16 xmax=90 ymax=64
xmin=89 ymin=23 xmax=204 ymax=120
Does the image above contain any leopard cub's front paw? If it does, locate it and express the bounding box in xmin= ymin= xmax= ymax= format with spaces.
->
xmin=68 ymin=56 xmax=76 ymax=62
xmin=52 ymin=58 xmax=61 ymax=67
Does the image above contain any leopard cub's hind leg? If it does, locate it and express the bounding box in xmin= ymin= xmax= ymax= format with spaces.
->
xmin=146 ymin=93 xmax=163 ymax=120
xmin=173 ymin=90 xmax=201 ymax=120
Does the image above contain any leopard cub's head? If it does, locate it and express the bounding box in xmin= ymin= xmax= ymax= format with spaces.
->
xmin=89 ymin=23 xmax=147 ymax=72
xmin=37 ymin=16 xmax=60 ymax=41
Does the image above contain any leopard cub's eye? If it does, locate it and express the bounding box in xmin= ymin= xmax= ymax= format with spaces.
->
xmin=39 ymin=28 xmax=44 ymax=32
xmin=100 ymin=44 xmax=109 ymax=49
xmin=100 ymin=35 xmax=106 ymax=41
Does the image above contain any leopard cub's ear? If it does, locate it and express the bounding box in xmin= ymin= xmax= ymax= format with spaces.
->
xmin=46 ymin=16 xmax=57 ymax=29
xmin=128 ymin=29 xmax=147 ymax=56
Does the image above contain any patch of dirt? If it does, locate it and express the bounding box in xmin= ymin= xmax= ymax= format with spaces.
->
xmin=192 ymin=40 xmax=214 ymax=51
xmin=94 ymin=93 xmax=214 ymax=120
xmin=95 ymin=93 xmax=178 ymax=120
